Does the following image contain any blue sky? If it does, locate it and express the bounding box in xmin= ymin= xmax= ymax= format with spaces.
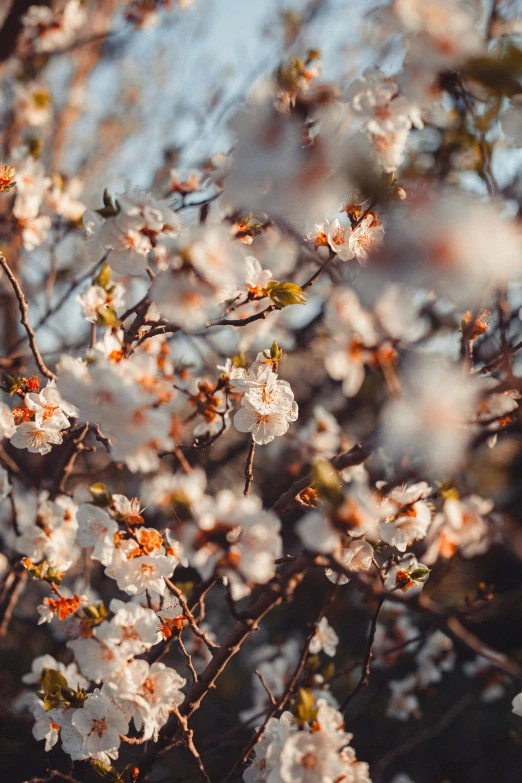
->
xmin=47 ymin=0 xmax=377 ymax=195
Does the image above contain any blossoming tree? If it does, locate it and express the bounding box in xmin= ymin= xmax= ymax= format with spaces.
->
xmin=2 ymin=1 xmax=522 ymax=782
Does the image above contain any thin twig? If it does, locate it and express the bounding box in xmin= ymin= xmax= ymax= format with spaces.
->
xmin=0 ymin=569 xmax=27 ymax=640
xmin=172 ymin=706 xmax=212 ymax=783
xmin=372 ymin=694 xmax=473 ymax=782
xmin=165 ymin=579 xmax=219 ymax=652
xmin=51 ymin=423 xmax=90 ymax=497
xmin=243 ymin=437 xmax=256 ymax=496
xmin=10 ymin=252 xmax=109 ymax=352
xmin=179 ymin=635 xmax=198 ymax=684
xmin=341 ymin=595 xmax=385 ymax=711
xmin=137 ymin=555 xmax=314 ymax=781
xmin=254 ymin=669 xmax=277 ymax=707
xmin=120 ymin=733 xmax=147 ymax=745
xmin=223 ymin=582 xmax=339 ymax=782
xmin=0 ymin=253 xmax=56 ymax=379
xmin=206 ymin=304 xmax=277 ymax=328
xmin=271 ymin=433 xmax=377 ymax=513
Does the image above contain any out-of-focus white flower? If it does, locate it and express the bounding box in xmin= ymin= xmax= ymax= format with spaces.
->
xmin=386 ymin=193 xmax=522 ymax=306
xmin=387 ymin=674 xmax=420 ymax=720
xmin=15 ymin=493 xmax=79 ymax=564
xmin=57 ymin=353 xmax=174 ymax=473
xmin=415 ymin=630 xmax=454 ymax=686
xmin=14 ymin=82 xmax=52 ymax=127
xmin=243 ymin=256 xmax=273 ymax=295
xmin=513 ymin=692 xmax=522 ymax=717
xmin=465 ymin=657 xmax=506 ymax=702
xmin=226 ymin=83 xmax=341 ymax=225
xmin=150 ymin=269 xmax=220 ymax=330
xmin=346 ymin=68 xmax=423 ymax=172
xmin=373 ymin=604 xmax=419 ymax=667
xmin=326 ymin=538 xmax=374 ymax=584
xmin=46 ymin=177 xmax=86 ymax=222
xmin=0 ymin=465 xmax=10 ymax=502
xmin=186 ymin=490 xmax=282 ymax=600
xmin=188 ymin=225 xmax=245 ymax=295
xmin=77 ymin=283 xmax=125 ymax=324
xmin=423 ymin=494 xmax=494 ymax=564
xmin=99 ymin=214 xmax=152 ymax=275
xmin=392 ymin=0 xmax=481 ymax=60
xmin=0 ymin=403 xmax=16 ymax=439
xmin=297 ymin=511 xmax=341 ymax=554
xmin=298 ymin=406 xmax=341 ymax=459
xmin=23 ymin=1 xmax=87 ymax=53
xmin=13 ymin=155 xmax=51 ymax=220
xmin=324 ymin=287 xmax=377 ymax=398
xmin=21 ymin=214 xmax=52 ymax=250
xmin=382 ymin=357 xmax=478 ymax=474
xmin=501 ymin=96 xmax=522 ymax=147
xmin=380 ymin=495 xmax=432 ymax=552
xmin=375 ymin=284 xmax=426 ymax=342
xmin=142 ymin=467 xmax=207 ymax=512
xmin=348 ymin=68 xmax=423 ymax=134
xmin=309 ymin=617 xmax=339 ymax=657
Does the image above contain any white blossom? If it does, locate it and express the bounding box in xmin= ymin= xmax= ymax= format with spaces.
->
xmin=309 ymin=618 xmax=339 ymax=657
xmin=10 ymin=422 xmax=63 ymax=455
xmin=71 ymin=688 xmax=128 ymax=760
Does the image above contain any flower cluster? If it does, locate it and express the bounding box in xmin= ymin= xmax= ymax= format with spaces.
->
xmin=5 ymin=379 xmax=79 ymax=456
xmin=3 ymin=0 xmax=522 ymax=781
xmin=245 ymin=699 xmax=371 ymax=783
xmin=231 ymin=348 xmax=299 ymax=445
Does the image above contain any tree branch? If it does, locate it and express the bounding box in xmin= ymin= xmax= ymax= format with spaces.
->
xmin=0 ymin=253 xmax=56 ymax=379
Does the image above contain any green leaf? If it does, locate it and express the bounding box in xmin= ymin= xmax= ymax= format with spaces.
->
xmin=89 ymin=760 xmax=122 ymax=781
xmin=463 ymin=47 xmax=522 ymax=96
xmin=83 ymin=602 xmax=108 ymax=623
xmin=60 ymin=685 xmax=88 ymax=708
xmin=96 ymin=305 xmax=121 ymax=328
xmin=266 ymin=281 xmax=306 ymax=308
xmin=42 ymin=669 xmax=68 ymax=712
xmin=45 ymin=565 xmax=64 ymax=586
xmin=270 ymin=340 xmax=283 ymax=360
xmin=232 ymin=352 xmax=247 ymax=368
xmin=409 ymin=566 xmax=430 ymax=582
xmin=96 ymin=189 xmax=120 ymax=217
xmin=294 ymin=688 xmax=317 ymax=724
xmin=93 ymin=262 xmax=112 ymax=290
xmin=89 ymin=483 xmax=113 ymax=507
xmin=42 ymin=668 xmax=68 ymax=694
xmin=311 ymin=459 xmax=343 ymax=508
